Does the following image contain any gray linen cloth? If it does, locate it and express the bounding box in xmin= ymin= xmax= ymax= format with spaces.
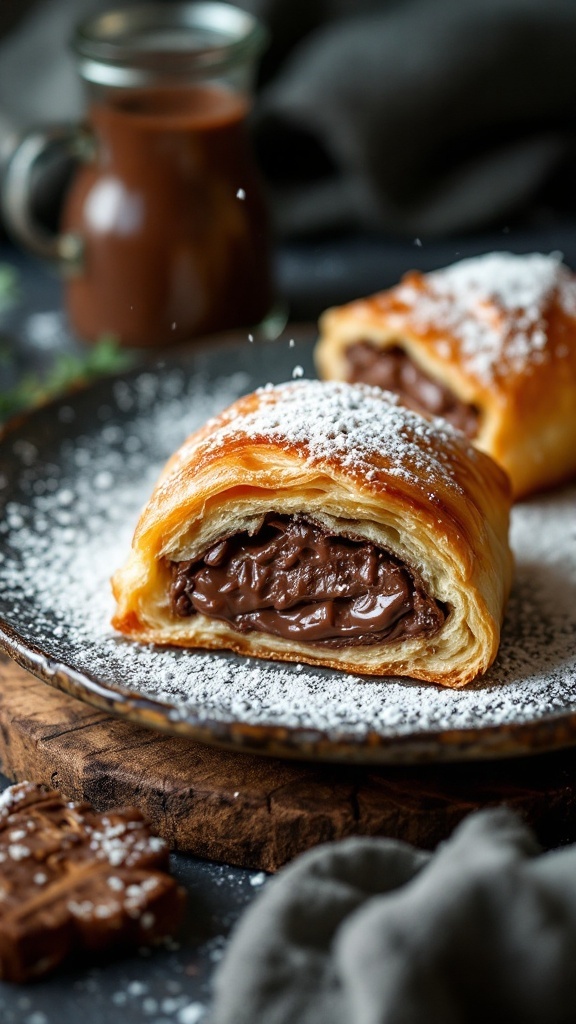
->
xmin=211 ymin=808 xmax=576 ymax=1024
xmin=247 ymin=0 xmax=576 ymax=237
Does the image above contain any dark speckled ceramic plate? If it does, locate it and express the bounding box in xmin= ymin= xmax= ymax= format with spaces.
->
xmin=1 ymin=330 xmax=576 ymax=764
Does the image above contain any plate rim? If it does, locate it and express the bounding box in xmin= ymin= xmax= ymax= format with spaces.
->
xmin=2 ymin=617 xmax=576 ymax=765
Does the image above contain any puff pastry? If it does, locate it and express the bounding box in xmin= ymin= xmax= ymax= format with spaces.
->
xmin=112 ymin=380 xmax=512 ymax=688
xmin=315 ymin=252 xmax=576 ymax=498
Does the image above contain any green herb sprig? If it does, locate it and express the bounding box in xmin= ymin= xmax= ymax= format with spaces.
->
xmin=0 ymin=264 xmax=20 ymax=315
xmin=0 ymin=335 xmax=134 ymax=421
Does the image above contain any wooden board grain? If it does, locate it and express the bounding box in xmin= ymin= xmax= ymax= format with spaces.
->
xmin=1 ymin=654 xmax=576 ymax=870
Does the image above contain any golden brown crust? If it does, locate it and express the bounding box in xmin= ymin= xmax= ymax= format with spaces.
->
xmin=315 ymin=252 xmax=576 ymax=499
xmin=112 ymin=381 xmax=512 ymax=688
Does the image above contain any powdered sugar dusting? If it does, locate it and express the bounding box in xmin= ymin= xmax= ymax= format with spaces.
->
xmin=392 ymin=252 xmax=576 ymax=383
xmin=179 ymin=379 xmax=472 ymax=495
xmin=0 ymin=361 xmax=575 ymax=760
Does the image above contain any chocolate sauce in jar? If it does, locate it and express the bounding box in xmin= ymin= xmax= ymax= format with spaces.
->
xmin=63 ymin=84 xmax=273 ymax=347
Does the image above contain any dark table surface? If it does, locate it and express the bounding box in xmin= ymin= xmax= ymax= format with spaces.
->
xmin=1 ymin=221 xmax=576 ymax=1021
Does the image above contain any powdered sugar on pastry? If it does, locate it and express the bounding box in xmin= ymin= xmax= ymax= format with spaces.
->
xmin=172 ymin=380 xmax=476 ymax=495
xmin=390 ymin=252 xmax=576 ymax=382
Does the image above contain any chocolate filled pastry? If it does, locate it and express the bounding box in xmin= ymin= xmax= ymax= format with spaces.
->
xmin=112 ymin=381 xmax=512 ymax=688
xmin=315 ymin=252 xmax=576 ymax=498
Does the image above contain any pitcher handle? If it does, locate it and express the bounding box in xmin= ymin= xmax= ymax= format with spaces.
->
xmin=1 ymin=124 xmax=93 ymax=269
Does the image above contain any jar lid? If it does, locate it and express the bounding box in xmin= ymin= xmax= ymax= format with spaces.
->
xmin=73 ymin=2 xmax=268 ymax=86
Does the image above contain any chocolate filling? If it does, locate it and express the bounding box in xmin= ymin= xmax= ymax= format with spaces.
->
xmin=168 ymin=514 xmax=446 ymax=647
xmin=346 ymin=341 xmax=480 ymax=438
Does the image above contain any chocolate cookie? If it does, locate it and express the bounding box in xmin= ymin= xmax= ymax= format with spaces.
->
xmin=0 ymin=781 xmax=186 ymax=982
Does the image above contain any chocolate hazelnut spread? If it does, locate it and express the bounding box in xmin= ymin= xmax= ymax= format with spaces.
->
xmin=346 ymin=342 xmax=480 ymax=437
xmin=169 ymin=515 xmax=446 ymax=647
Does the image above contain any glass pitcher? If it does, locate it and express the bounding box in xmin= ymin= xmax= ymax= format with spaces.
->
xmin=2 ymin=3 xmax=274 ymax=348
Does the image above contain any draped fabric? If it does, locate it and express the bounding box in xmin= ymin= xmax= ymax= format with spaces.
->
xmin=212 ymin=809 xmax=576 ymax=1024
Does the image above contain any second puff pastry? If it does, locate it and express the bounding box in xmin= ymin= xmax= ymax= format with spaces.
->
xmin=315 ymin=252 xmax=576 ymax=499
xmin=112 ymin=380 xmax=512 ymax=688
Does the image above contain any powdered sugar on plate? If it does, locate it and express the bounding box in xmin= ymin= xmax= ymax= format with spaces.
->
xmin=0 ymin=350 xmax=575 ymax=761
xmin=391 ymin=252 xmax=576 ymax=383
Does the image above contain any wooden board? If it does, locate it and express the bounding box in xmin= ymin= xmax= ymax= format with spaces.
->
xmin=1 ymin=654 xmax=576 ymax=871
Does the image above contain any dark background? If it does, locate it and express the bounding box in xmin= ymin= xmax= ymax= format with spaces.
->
xmin=1 ymin=0 xmax=576 ymax=321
